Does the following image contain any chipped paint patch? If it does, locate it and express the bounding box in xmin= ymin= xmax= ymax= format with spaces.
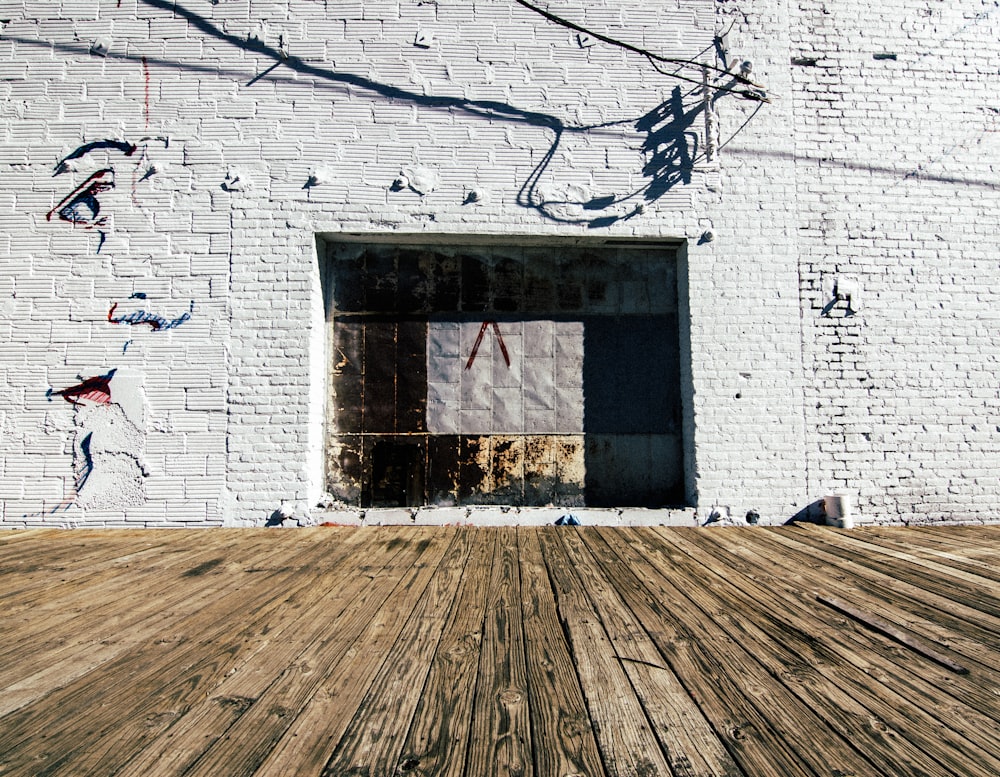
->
xmin=72 ymin=403 xmax=146 ymax=509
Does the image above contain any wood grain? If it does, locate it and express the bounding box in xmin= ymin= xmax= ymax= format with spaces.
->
xmin=538 ymin=528 xmax=674 ymax=777
xmin=0 ymin=526 xmax=998 ymax=777
xmin=399 ymin=529 xmax=497 ymax=777
xmin=465 ymin=527 xmax=533 ymax=777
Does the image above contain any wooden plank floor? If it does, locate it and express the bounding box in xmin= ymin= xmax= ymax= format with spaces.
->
xmin=2 ymin=525 xmax=999 ymax=776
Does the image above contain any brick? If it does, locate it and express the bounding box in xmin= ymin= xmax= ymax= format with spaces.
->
xmin=1 ymin=0 xmax=998 ymax=526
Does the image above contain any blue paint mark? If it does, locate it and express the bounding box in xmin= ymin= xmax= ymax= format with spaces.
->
xmin=53 ymin=139 xmax=137 ymax=176
xmin=108 ymin=300 xmax=194 ymax=331
xmin=76 ymin=432 xmax=94 ymax=492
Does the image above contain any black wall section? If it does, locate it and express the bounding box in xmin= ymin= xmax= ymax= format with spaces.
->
xmin=582 ymin=315 xmax=681 ymax=435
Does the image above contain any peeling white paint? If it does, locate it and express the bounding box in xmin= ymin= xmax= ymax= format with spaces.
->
xmin=72 ymin=371 xmax=148 ymax=510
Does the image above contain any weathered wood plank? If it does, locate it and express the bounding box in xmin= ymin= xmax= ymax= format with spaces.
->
xmin=816 ymin=595 xmax=969 ymax=674
xmin=0 ymin=529 xmax=52 ymax=543
xmin=1 ymin=530 xmax=267 ymax=641
xmin=250 ymin=529 xmax=454 ymax=777
xmin=397 ymin=530 xmax=498 ymax=777
xmin=705 ymin=528 xmax=1000 ymax=727
xmin=712 ymin=529 xmax=1000 ymax=732
xmin=903 ymin=525 xmax=1000 ymax=555
xmin=0 ymin=530 xmax=142 ymax=567
xmin=465 ymin=527 xmax=534 ymax=777
xmin=0 ymin=533 xmax=345 ymax=776
xmin=518 ymin=529 xmax=607 ymax=777
xmin=636 ymin=528 xmax=930 ymax=776
xmin=590 ymin=528 xmax=822 ymax=777
xmin=104 ymin=528 xmax=384 ymax=777
xmin=538 ymin=528 xmax=674 ymax=777
xmin=750 ymin=527 xmax=1000 ymax=667
xmin=864 ymin=525 xmax=1000 ymax=555
xmin=656 ymin=528 xmax=1000 ymax=777
xmin=837 ymin=527 xmax=1000 ymax=585
xmin=0 ymin=531 xmax=286 ymax=702
xmin=2 ymin=526 xmax=998 ymax=777
xmin=1 ymin=531 xmax=184 ymax=607
xmin=564 ymin=529 xmax=742 ymax=777
xmin=319 ymin=529 xmax=475 ymax=776
xmin=791 ymin=525 xmax=1000 ymax=619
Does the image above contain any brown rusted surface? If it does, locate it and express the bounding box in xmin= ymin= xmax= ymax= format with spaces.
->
xmin=327 ymin=435 xmax=586 ymax=508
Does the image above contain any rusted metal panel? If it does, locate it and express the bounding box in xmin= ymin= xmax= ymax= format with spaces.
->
xmin=324 ymin=242 xmax=684 ymax=509
xmin=426 ymin=435 xmax=461 ymax=506
xmin=396 ymin=320 xmax=428 ymax=434
xmin=585 ymin=434 xmax=684 ymax=507
xmin=325 ymin=435 xmax=362 ymax=503
xmin=459 ymin=253 xmax=491 ymax=312
xmin=369 ymin=438 xmax=425 ymax=507
xmin=361 ymin=321 xmax=397 ymax=433
xmin=582 ymin=315 xmax=682 ymax=435
xmin=454 ymin=435 xmax=584 ymax=507
xmin=331 ymin=319 xmax=363 ymax=434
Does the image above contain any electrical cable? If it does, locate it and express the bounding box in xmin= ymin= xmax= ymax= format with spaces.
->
xmin=644 ymin=56 xmax=770 ymax=102
xmin=512 ymin=0 xmax=767 ymax=98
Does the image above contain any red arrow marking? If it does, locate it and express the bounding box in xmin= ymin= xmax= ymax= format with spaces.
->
xmin=465 ymin=321 xmax=511 ymax=370
xmin=492 ymin=321 xmax=511 ymax=368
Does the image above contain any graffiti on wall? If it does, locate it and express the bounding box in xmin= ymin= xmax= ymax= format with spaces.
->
xmin=47 ymin=137 xmax=168 ymax=252
xmin=76 ymin=432 xmax=95 ymax=493
xmin=52 ymin=140 xmax=137 ymax=175
xmin=42 ymin=135 xmax=170 ymax=513
xmin=46 ymin=169 xmax=115 ymax=248
xmin=48 ymin=370 xmax=115 ymax=406
xmin=27 ymin=50 xmax=179 ymax=519
xmin=42 ymin=140 xmax=171 ymax=514
xmin=108 ymin=295 xmax=194 ymax=332
xmin=465 ymin=321 xmax=511 ymax=371
xmin=47 ymin=369 xmax=149 ymax=511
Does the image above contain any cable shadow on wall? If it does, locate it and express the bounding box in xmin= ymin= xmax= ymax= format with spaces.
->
xmin=115 ymin=0 xmax=724 ymax=227
xmin=516 ymin=85 xmax=705 ymax=228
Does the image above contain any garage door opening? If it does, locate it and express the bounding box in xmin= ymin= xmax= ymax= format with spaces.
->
xmin=320 ymin=239 xmax=688 ymax=509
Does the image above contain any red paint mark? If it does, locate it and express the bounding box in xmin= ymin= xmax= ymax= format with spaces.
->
xmin=51 ymin=372 xmax=114 ymax=406
xmin=493 ymin=322 xmax=511 ymax=367
xmin=465 ymin=321 xmax=511 ymax=370
xmin=142 ymin=55 xmax=150 ymax=131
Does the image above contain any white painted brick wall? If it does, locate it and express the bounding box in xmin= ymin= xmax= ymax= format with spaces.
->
xmin=788 ymin=0 xmax=1000 ymax=523
xmin=0 ymin=0 xmax=996 ymax=526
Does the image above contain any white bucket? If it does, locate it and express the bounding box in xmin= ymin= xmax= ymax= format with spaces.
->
xmin=824 ymin=492 xmax=854 ymax=529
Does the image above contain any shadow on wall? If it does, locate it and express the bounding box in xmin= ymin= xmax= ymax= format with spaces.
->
xmin=784 ymin=500 xmax=826 ymax=525
xmin=518 ymin=85 xmax=706 ymax=228
xmin=112 ymin=0 xmax=717 ymax=228
xmin=638 ymin=87 xmax=700 ymax=201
